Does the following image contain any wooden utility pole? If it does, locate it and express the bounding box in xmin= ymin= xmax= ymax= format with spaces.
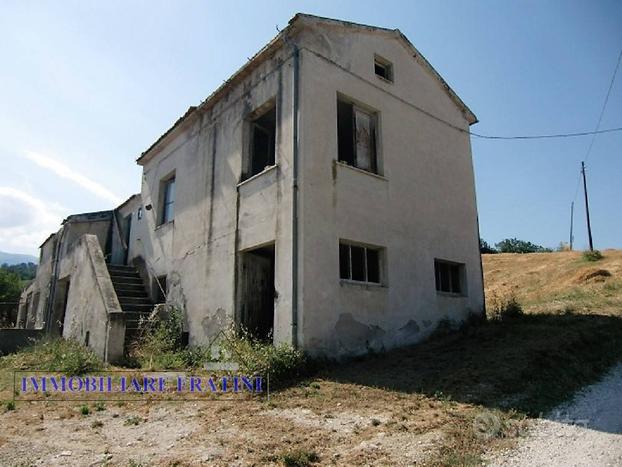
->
xmin=581 ymin=161 xmax=594 ymax=251
xmin=569 ymin=201 xmax=574 ymax=251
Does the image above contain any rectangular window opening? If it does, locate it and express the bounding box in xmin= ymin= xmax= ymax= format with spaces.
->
xmin=337 ymin=98 xmax=378 ymax=173
xmin=434 ymin=259 xmax=465 ymax=295
xmin=159 ymin=175 xmax=175 ymax=225
xmin=339 ymin=242 xmax=382 ymax=284
xmin=246 ymin=104 xmax=276 ymax=179
xmin=374 ymin=55 xmax=393 ymax=82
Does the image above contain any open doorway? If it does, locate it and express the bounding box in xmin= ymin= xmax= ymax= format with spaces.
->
xmin=239 ymin=244 xmax=275 ymax=341
xmin=52 ymin=278 xmax=70 ymax=336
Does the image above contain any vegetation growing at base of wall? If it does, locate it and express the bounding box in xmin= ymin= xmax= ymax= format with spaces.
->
xmin=0 ymin=338 xmax=103 ymax=376
xmin=128 ymin=308 xmax=208 ymax=370
xmin=129 ymin=308 xmax=308 ymax=383
xmin=220 ymin=328 xmax=308 ymax=385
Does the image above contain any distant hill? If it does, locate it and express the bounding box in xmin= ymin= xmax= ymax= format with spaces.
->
xmin=0 ymin=251 xmax=38 ymax=266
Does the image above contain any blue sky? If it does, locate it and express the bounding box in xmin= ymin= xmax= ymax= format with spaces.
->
xmin=0 ymin=0 xmax=620 ymax=256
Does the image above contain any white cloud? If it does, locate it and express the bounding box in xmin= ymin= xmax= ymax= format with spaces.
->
xmin=24 ymin=151 xmax=122 ymax=204
xmin=0 ymin=187 xmax=68 ymax=256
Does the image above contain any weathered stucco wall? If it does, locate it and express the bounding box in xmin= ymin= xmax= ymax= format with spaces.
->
xmin=130 ymin=46 xmax=296 ymax=347
xmin=17 ymin=234 xmax=56 ymax=329
xmin=296 ymin=24 xmax=484 ymax=356
xmin=59 ymin=234 xmax=125 ymax=361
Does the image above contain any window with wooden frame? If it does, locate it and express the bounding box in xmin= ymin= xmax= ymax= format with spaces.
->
xmin=159 ymin=174 xmax=176 ymax=225
xmin=339 ymin=242 xmax=382 ymax=284
xmin=337 ymin=98 xmax=378 ymax=173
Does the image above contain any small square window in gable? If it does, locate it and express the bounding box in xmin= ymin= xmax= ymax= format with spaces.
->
xmin=374 ymin=55 xmax=393 ymax=82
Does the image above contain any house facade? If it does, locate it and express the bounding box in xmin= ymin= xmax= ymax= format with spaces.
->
xmin=19 ymin=14 xmax=484 ymax=361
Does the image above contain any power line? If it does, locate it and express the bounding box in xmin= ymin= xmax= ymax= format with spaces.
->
xmin=301 ymin=46 xmax=622 ymax=143
xmin=584 ymin=47 xmax=622 ymax=162
xmin=571 ymin=46 xmax=622 ymax=204
xmin=470 ymin=126 xmax=622 ymax=140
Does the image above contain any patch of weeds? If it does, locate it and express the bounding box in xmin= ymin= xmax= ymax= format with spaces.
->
xmin=4 ymin=400 xmax=15 ymax=411
xmin=91 ymin=420 xmax=104 ymax=429
xmin=279 ymin=449 xmax=319 ymax=467
xmin=124 ymin=415 xmax=141 ymax=426
xmin=487 ymin=292 xmax=523 ymax=321
xmin=128 ymin=307 xmax=210 ymax=370
xmin=220 ymin=327 xmax=308 ymax=385
xmin=80 ymin=405 xmax=90 ymax=416
xmin=582 ymin=249 xmax=603 ymax=262
xmin=94 ymin=401 xmax=106 ymax=411
xmin=371 ymin=418 xmax=381 ymax=426
xmin=0 ymin=338 xmax=103 ymax=376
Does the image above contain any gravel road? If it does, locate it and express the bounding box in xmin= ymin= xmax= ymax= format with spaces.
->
xmin=489 ymin=362 xmax=622 ymax=467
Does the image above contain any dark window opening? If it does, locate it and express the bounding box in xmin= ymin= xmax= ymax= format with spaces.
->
xmin=339 ymin=242 xmax=382 ymax=284
xmin=247 ymin=105 xmax=276 ymax=179
xmin=374 ymin=56 xmax=393 ymax=82
xmin=434 ymin=260 xmax=464 ymax=295
xmin=337 ymin=98 xmax=377 ymax=173
xmin=160 ymin=175 xmax=175 ymax=224
xmin=239 ymin=244 xmax=275 ymax=342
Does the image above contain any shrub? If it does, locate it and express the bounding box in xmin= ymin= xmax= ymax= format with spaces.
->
xmin=124 ymin=415 xmax=141 ymax=426
xmin=94 ymin=401 xmax=106 ymax=412
xmin=582 ymin=250 xmax=603 ymax=262
xmin=487 ymin=292 xmax=523 ymax=321
xmin=219 ymin=327 xmax=307 ymax=384
xmin=279 ymin=449 xmax=319 ymax=467
xmin=130 ymin=307 xmax=209 ymax=370
xmin=80 ymin=405 xmax=90 ymax=416
xmin=4 ymin=400 xmax=15 ymax=411
xmin=0 ymin=338 xmax=103 ymax=376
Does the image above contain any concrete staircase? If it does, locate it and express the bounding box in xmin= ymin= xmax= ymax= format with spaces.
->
xmin=106 ymin=264 xmax=154 ymax=352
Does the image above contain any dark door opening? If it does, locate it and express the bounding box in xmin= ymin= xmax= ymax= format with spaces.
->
xmin=239 ymin=245 xmax=275 ymax=341
xmin=53 ymin=279 xmax=70 ymax=336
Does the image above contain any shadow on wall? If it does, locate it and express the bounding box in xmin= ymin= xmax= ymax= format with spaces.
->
xmin=321 ymin=312 xmax=622 ymax=433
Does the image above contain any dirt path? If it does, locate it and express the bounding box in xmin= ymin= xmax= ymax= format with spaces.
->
xmin=489 ymin=362 xmax=622 ymax=467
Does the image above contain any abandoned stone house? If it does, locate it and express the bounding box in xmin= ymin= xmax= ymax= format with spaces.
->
xmin=18 ymin=14 xmax=484 ymax=362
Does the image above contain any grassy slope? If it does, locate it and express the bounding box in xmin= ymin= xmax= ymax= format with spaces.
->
xmin=484 ymin=249 xmax=622 ymax=315
xmin=1 ymin=250 xmax=621 ymax=466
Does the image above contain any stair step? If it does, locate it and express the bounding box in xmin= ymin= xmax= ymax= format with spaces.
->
xmin=116 ymin=292 xmax=149 ymax=301
xmin=109 ymin=273 xmax=141 ymax=281
xmin=110 ymin=277 xmax=144 ymax=285
xmin=107 ymin=264 xmax=136 ymax=272
xmin=118 ymin=296 xmax=152 ymax=304
xmin=114 ymin=283 xmax=147 ymax=292
xmin=122 ymin=303 xmax=154 ymax=312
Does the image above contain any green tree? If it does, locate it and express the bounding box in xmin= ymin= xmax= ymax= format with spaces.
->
xmin=0 ymin=262 xmax=37 ymax=281
xmin=479 ymin=238 xmax=497 ymax=254
xmin=0 ymin=269 xmax=22 ymax=301
xmin=495 ymin=238 xmax=552 ymax=254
